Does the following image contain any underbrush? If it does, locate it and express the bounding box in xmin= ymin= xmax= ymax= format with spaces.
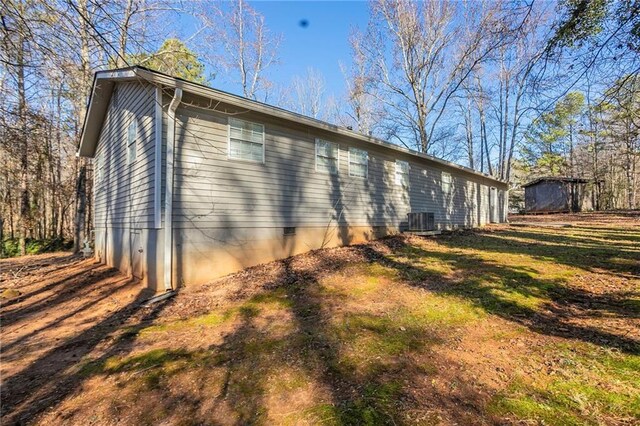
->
xmin=1 ymin=237 xmax=73 ymax=258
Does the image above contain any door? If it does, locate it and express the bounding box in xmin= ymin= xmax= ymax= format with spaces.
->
xmin=130 ymin=229 xmax=143 ymax=279
xmin=489 ymin=187 xmax=498 ymax=223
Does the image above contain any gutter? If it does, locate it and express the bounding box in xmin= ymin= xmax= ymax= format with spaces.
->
xmin=163 ymin=88 xmax=183 ymax=291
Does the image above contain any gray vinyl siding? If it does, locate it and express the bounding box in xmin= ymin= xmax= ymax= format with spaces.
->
xmin=172 ymin=92 xmax=502 ymax=231
xmin=93 ymin=81 xmax=156 ymax=229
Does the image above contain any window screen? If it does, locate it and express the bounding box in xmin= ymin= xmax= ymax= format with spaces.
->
xmin=395 ymin=160 xmax=409 ymax=186
xmin=228 ymin=118 xmax=265 ymax=163
xmin=349 ymin=147 xmax=368 ymax=178
xmin=127 ymin=120 xmax=137 ymax=164
xmin=316 ymin=139 xmax=339 ymax=174
xmin=442 ymin=171 xmax=452 ymax=194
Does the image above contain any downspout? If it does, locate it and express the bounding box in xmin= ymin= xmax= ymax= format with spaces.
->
xmin=163 ymin=87 xmax=182 ymax=292
xmin=154 ymin=86 xmax=162 ymax=229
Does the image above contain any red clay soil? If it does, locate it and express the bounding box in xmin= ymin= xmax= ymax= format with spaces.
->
xmin=0 ymin=254 xmax=155 ymax=424
xmin=1 ymin=213 xmax=638 ymax=425
xmin=0 ymin=250 xmax=524 ymax=425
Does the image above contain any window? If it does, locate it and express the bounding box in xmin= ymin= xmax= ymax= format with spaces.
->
xmin=349 ymin=147 xmax=368 ymax=178
xmin=316 ymin=139 xmax=339 ymax=174
xmin=442 ymin=171 xmax=452 ymax=194
xmin=395 ymin=160 xmax=409 ymax=186
xmin=228 ymin=118 xmax=265 ymax=163
xmin=283 ymin=227 xmax=296 ymax=236
xmin=127 ymin=120 xmax=137 ymax=164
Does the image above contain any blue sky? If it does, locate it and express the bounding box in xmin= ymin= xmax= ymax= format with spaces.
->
xmin=255 ymin=1 xmax=369 ymax=95
xmin=178 ymin=1 xmax=370 ymax=99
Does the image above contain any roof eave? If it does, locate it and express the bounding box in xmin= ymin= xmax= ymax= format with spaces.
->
xmin=77 ymin=66 xmax=508 ymax=187
xmin=133 ymin=67 xmax=507 ymax=186
xmin=77 ymin=69 xmax=139 ymax=158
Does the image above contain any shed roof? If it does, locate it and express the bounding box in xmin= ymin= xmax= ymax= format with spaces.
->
xmin=78 ymin=66 xmax=507 ymax=187
xmin=522 ymin=177 xmax=589 ymax=188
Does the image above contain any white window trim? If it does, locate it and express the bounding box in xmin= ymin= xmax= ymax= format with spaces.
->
xmin=348 ymin=147 xmax=368 ymax=178
xmin=395 ymin=160 xmax=410 ymax=187
xmin=315 ymin=138 xmax=340 ymax=175
xmin=442 ymin=171 xmax=452 ymax=194
xmin=127 ymin=119 xmax=138 ymax=165
xmin=227 ymin=117 xmax=266 ymax=164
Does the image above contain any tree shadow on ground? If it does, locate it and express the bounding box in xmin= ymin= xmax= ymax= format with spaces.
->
xmin=0 ymin=259 xmax=175 ymax=424
xmin=360 ymin=237 xmax=639 ymax=356
xmin=75 ymin=248 xmax=494 ymax=425
xmin=69 ymin=229 xmax=638 ymax=424
xmin=463 ymin=226 xmax=640 ymax=278
xmin=210 ymin=252 xmax=493 ymax=424
xmin=0 ymin=255 xmax=98 ymax=309
xmin=5 ymin=227 xmax=638 ymax=424
xmin=0 ymin=266 xmax=122 ymax=328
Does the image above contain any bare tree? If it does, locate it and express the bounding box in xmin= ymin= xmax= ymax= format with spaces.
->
xmin=461 ymin=2 xmax=552 ymax=180
xmin=358 ymin=0 xmax=518 ymax=155
xmin=1 ymin=0 xmax=37 ymax=255
xmin=199 ymin=0 xmax=281 ymax=101
xmin=1 ymin=0 xmax=164 ymax=255
xmin=457 ymin=94 xmax=475 ymax=170
xmin=288 ymin=67 xmax=325 ymax=119
xmin=340 ymin=30 xmax=382 ymax=134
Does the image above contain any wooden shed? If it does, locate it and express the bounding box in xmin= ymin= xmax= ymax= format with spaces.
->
xmin=523 ymin=177 xmax=591 ymax=213
xmin=77 ymin=66 xmax=509 ymax=292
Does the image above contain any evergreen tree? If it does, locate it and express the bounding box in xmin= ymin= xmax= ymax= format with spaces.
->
xmin=129 ymin=38 xmax=208 ymax=84
xmin=522 ymin=92 xmax=585 ymax=176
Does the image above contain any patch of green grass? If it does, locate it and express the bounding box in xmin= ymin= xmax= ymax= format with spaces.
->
xmin=337 ymin=381 xmax=403 ymax=425
xmin=489 ymin=383 xmax=585 ymax=426
xmin=81 ymin=348 xmax=223 ymax=378
xmin=270 ymin=368 xmax=310 ymax=392
xmin=407 ymin=295 xmax=484 ymax=326
xmin=330 ymin=308 xmax=448 ymax=378
xmin=490 ymin=378 xmax=639 ymax=426
xmin=334 ymin=313 xmax=425 ymax=359
xmin=490 ymin=343 xmax=640 ymax=425
xmin=555 ymin=343 xmax=640 ymax=384
xmin=380 ymin=241 xmax=568 ymax=318
xmin=392 ymin=248 xmax=455 ymax=281
xmin=138 ymin=310 xmax=236 ymax=336
xmin=285 ymin=403 xmax=341 ymax=426
xmin=436 ymin=269 xmax=557 ymax=317
xmin=246 ymin=288 xmax=294 ymax=309
xmin=137 ymin=289 xmax=295 ymax=337
xmin=243 ymin=337 xmax=289 ymax=356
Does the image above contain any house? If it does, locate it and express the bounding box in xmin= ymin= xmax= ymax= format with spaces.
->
xmin=78 ymin=67 xmax=509 ymax=292
xmin=522 ymin=177 xmax=592 ymax=213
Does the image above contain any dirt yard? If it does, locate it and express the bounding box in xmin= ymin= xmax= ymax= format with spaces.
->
xmin=1 ymin=212 xmax=639 ymax=425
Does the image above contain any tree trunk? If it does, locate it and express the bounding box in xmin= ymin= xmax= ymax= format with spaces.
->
xmin=73 ymin=164 xmax=87 ymax=252
xmin=73 ymin=0 xmax=92 ymax=252
xmin=464 ymin=104 xmax=474 ymax=169
xmin=17 ymin=23 xmax=29 ymax=256
xmin=0 ymin=217 xmax=4 ymax=257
